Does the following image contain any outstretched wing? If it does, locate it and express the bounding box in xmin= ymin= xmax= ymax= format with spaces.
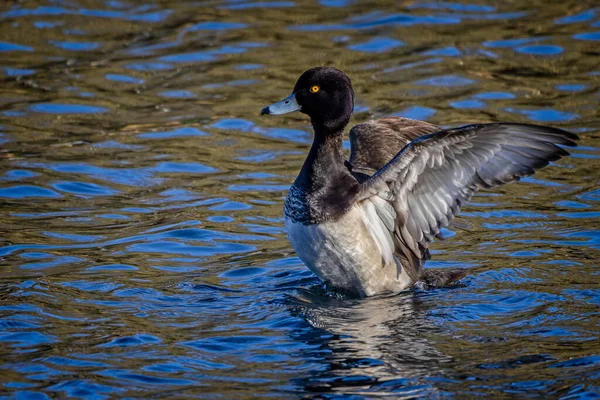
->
xmin=349 ymin=117 xmax=441 ymax=176
xmin=358 ymin=123 xmax=578 ymax=266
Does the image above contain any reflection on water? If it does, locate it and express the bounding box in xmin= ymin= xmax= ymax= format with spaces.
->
xmin=288 ymin=290 xmax=451 ymax=394
xmin=0 ymin=0 xmax=599 ymax=397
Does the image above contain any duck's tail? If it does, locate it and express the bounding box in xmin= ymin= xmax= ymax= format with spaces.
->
xmin=419 ymin=268 xmax=469 ymax=288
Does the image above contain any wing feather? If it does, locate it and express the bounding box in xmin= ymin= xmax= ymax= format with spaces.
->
xmin=358 ymin=122 xmax=577 ymax=267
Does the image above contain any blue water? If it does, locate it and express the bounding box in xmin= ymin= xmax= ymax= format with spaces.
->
xmin=0 ymin=1 xmax=599 ymax=398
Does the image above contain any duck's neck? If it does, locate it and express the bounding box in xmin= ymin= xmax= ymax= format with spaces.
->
xmin=294 ymin=124 xmax=346 ymax=191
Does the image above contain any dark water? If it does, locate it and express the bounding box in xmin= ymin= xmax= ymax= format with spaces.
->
xmin=0 ymin=0 xmax=599 ymax=398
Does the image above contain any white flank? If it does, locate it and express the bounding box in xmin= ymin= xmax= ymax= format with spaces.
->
xmin=285 ymin=203 xmax=413 ymax=297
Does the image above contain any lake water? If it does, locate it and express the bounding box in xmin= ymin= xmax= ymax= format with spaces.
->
xmin=0 ymin=0 xmax=599 ymax=398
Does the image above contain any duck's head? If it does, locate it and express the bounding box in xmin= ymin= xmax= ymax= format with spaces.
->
xmin=261 ymin=67 xmax=355 ymax=134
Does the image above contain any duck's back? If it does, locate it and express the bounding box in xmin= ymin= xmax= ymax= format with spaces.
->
xmin=349 ymin=117 xmax=440 ymax=176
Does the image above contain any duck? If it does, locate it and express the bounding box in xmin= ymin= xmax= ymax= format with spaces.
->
xmin=261 ymin=66 xmax=578 ymax=298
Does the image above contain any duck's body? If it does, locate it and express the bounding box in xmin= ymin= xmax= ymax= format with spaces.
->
xmin=262 ymin=67 xmax=577 ymax=297
xmin=282 ymin=117 xmax=438 ymax=297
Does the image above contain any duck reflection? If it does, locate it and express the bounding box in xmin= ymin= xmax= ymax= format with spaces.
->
xmin=286 ymin=287 xmax=453 ymax=394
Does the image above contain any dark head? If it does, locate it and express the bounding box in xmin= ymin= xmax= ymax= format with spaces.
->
xmin=261 ymin=67 xmax=355 ymax=134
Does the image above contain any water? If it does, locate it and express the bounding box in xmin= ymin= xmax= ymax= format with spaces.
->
xmin=0 ymin=0 xmax=599 ymax=398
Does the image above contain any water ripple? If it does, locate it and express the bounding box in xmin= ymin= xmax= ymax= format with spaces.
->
xmin=0 ymin=0 xmax=598 ymax=398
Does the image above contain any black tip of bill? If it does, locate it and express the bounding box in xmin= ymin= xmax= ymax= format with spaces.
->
xmin=260 ymin=106 xmax=271 ymax=116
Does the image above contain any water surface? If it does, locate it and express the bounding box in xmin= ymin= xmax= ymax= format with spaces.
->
xmin=0 ymin=0 xmax=599 ymax=398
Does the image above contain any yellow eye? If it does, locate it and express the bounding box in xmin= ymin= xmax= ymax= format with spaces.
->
xmin=310 ymin=85 xmax=320 ymax=93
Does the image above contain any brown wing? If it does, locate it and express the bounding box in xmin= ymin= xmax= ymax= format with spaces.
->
xmin=349 ymin=117 xmax=441 ymax=175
